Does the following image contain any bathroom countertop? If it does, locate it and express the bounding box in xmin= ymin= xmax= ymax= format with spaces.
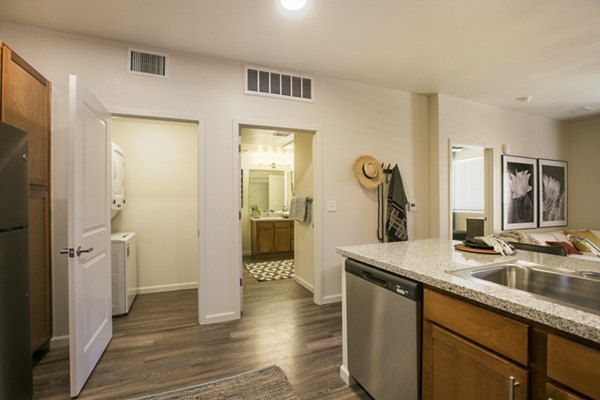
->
xmin=250 ymin=216 xmax=291 ymax=221
xmin=337 ymin=238 xmax=600 ymax=344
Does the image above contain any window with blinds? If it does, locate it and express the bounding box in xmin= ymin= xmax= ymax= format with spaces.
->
xmin=453 ymin=156 xmax=484 ymax=211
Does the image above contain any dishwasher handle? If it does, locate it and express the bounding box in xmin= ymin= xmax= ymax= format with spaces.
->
xmin=362 ymin=271 xmax=388 ymax=288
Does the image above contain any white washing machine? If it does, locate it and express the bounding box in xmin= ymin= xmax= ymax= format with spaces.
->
xmin=111 ymin=232 xmax=138 ymax=316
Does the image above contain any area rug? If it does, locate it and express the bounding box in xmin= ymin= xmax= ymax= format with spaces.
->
xmin=244 ymin=259 xmax=295 ymax=282
xmin=131 ymin=365 xmax=299 ymax=400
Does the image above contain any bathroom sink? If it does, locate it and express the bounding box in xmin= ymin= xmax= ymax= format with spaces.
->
xmin=449 ymin=261 xmax=600 ymax=315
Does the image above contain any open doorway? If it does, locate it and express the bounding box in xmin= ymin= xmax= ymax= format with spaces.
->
xmin=450 ymin=143 xmax=494 ymax=239
xmin=239 ymin=125 xmax=316 ymax=308
xmin=110 ymin=116 xmax=199 ymax=318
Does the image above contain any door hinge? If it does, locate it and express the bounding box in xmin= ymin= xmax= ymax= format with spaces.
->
xmin=240 ymin=278 xmax=243 ymax=287
xmin=239 ymin=211 xmax=242 ymax=220
xmin=238 ymin=144 xmax=241 ymax=153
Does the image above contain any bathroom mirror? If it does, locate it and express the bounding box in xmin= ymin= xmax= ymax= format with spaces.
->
xmin=248 ymin=169 xmax=287 ymax=213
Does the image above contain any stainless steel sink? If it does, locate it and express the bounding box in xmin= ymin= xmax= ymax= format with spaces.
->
xmin=449 ymin=261 xmax=600 ymax=315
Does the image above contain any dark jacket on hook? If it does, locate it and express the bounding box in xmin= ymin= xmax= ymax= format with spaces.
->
xmin=386 ymin=165 xmax=408 ymax=241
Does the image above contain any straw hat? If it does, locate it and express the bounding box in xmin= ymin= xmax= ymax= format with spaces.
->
xmin=353 ymin=155 xmax=384 ymax=190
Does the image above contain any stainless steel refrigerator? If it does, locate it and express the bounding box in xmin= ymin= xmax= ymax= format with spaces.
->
xmin=0 ymin=122 xmax=33 ymax=399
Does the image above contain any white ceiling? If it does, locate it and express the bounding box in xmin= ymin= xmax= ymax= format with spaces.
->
xmin=2 ymin=0 xmax=600 ymax=120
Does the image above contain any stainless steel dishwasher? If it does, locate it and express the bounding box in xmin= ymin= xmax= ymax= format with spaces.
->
xmin=346 ymin=258 xmax=422 ymax=400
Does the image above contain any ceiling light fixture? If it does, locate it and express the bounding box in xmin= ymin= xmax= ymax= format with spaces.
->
xmin=515 ymin=96 xmax=532 ymax=103
xmin=281 ymin=0 xmax=307 ymax=11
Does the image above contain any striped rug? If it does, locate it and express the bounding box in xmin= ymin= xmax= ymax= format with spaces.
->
xmin=131 ymin=365 xmax=299 ymax=400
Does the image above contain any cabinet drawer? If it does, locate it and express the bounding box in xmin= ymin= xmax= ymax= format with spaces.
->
xmin=424 ymin=289 xmax=529 ymax=365
xmin=547 ymin=334 xmax=600 ymax=399
xmin=274 ymin=221 xmax=291 ymax=229
xmin=546 ymin=382 xmax=585 ymax=400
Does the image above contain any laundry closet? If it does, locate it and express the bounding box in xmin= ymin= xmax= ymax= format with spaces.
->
xmin=110 ymin=116 xmax=199 ymax=312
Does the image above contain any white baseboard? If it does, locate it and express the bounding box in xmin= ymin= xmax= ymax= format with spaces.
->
xmin=137 ymin=282 xmax=198 ymax=294
xmin=339 ymin=365 xmax=355 ymax=385
xmin=50 ymin=335 xmax=69 ymax=348
xmin=202 ymin=311 xmax=239 ymax=325
xmin=293 ymin=275 xmax=314 ymax=293
xmin=322 ymin=293 xmax=341 ymax=304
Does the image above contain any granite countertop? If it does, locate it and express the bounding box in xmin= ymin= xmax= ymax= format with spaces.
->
xmin=337 ymin=238 xmax=600 ymax=344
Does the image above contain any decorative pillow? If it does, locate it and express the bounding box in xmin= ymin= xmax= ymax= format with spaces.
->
xmin=546 ymin=241 xmax=582 ymax=255
xmin=563 ymin=229 xmax=600 ymax=252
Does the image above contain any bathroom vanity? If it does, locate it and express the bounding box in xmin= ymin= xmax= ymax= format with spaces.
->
xmin=251 ymin=218 xmax=294 ymax=256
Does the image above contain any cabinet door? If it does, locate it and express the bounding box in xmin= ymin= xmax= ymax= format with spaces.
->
xmin=29 ymin=189 xmax=52 ymax=352
xmin=547 ymin=334 xmax=600 ymax=399
xmin=274 ymin=222 xmax=291 ymax=252
xmin=256 ymin=223 xmax=274 ymax=254
xmin=546 ymin=383 xmax=585 ymax=400
xmin=431 ymin=324 xmax=529 ymax=400
xmin=1 ymin=44 xmax=51 ymax=186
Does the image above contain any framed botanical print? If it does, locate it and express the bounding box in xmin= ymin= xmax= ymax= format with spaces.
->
xmin=502 ymin=155 xmax=537 ymax=230
xmin=538 ymin=159 xmax=567 ymax=227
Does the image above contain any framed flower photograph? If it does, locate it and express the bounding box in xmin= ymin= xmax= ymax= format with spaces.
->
xmin=538 ymin=159 xmax=567 ymax=227
xmin=502 ymin=155 xmax=537 ymax=230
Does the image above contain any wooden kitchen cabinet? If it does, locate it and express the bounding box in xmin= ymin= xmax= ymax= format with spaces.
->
xmin=1 ymin=41 xmax=52 ymax=353
xmin=546 ymin=383 xmax=585 ymax=400
xmin=423 ymin=288 xmax=530 ymax=400
xmin=431 ymin=324 xmax=528 ymax=400
xmin=251 ymin=220 xmax=294 ymax=256
xmin=547 ymin=334 xmax=600 ymax=399
xmin=422 ymin=288 xmax=600 ymax=400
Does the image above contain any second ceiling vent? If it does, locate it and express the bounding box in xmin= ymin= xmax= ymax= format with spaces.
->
xmin=245 ymin=65 xmax=313 ymax=102
xmin=128 ymin=48 xmax=168 ymax=78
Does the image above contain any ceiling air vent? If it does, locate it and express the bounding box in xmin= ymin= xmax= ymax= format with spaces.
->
xmin=128 ymin=48 xmax=168 ymax=78
xmin=245 ymin=65 xmax=314 ymax=102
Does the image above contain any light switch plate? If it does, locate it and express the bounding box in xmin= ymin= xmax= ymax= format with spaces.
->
xmin=408 ymin=202 xmax=417 ymax=212
xmin=327 ymin=200 xmax=337 ymax=212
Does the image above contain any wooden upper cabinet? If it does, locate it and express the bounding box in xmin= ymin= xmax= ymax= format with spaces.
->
xmin=1 ymin=43 xmax=51 ymax=187
xmin=1 ymin=42 xmax=53 ymax=353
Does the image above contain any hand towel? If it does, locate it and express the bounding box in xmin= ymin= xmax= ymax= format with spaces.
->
xmin=289 ymin=196 xmax=312 ymax=223
xmin=386 ymin=165 xmax=408 ymax=241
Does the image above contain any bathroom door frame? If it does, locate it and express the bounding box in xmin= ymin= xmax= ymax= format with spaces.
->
xmin=108 ymin=106 xmax=206 ymax=324
xmin=232 ymin=118 xmax=324 ymax=311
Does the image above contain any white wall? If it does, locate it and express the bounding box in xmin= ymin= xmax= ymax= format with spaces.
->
xmin=293 ymin=132 xmax=315 ymax=291
xmin=0 ymin=22 xmax=430 ymax=335
xmin=563 ymin=116 xmax=600 ymax=229
xmin=111 ymin=117 xmax=198 ymax=293
xmin=430 ymin=94 xmax=568 ymax=238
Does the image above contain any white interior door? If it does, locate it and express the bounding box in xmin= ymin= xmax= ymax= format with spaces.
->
xmin=67 ymin=75 xmax=112 ymax=397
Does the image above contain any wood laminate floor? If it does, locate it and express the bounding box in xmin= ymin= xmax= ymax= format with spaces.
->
xmin=33 ymin=268 xmax=370 ymax=399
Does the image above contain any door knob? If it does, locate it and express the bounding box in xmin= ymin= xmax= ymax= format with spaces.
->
xmin=76 ymin=246 xmax=94 ymax=257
